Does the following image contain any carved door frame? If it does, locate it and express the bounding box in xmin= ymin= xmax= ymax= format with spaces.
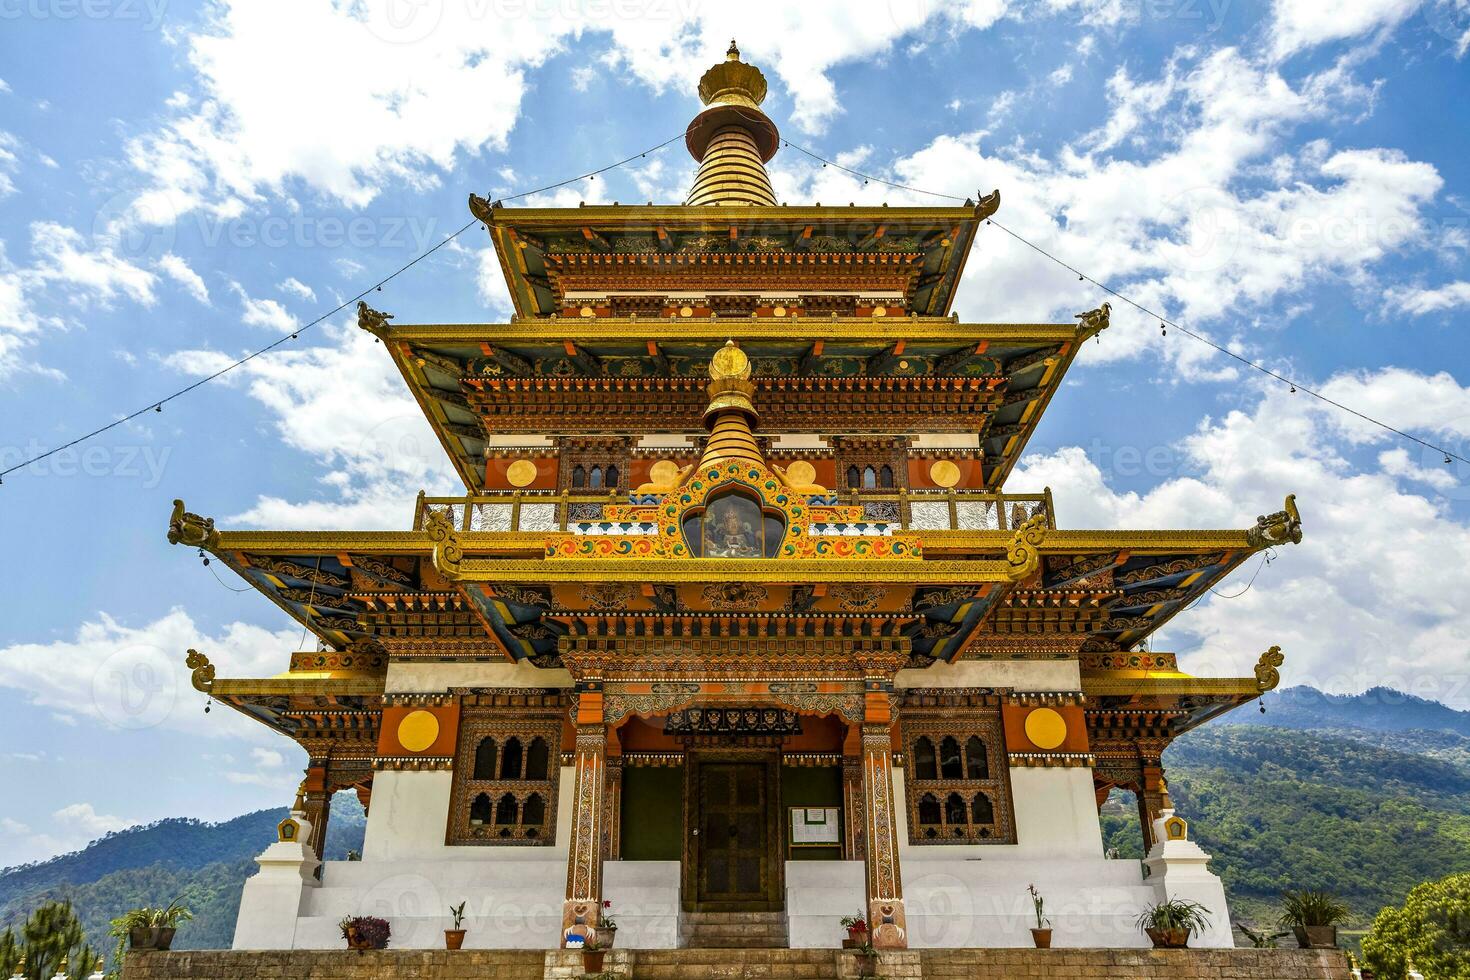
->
xmin=682 ymin=749 xmax=784 ymax=912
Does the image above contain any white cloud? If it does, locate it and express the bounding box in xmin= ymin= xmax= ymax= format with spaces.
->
xmin=156 ymin=252 xmax=211 ymax=304
xmin=53 ymin=802 xmax=129 ymax=837
xmin=230 ymin=281 xmax=297 ymax=331
xmin=1270 ymin=0 xmax=1421 ymax=59
xmin=1010 ymin=367 xmax=1470 ymax=707
xmin=0 ymin=608 xmax=299 ymax=739
xmin=1048 ymin=64 xmax=1075 ymax=86
xmin=769 ymin=46 xmax=1442 ymax=380
xmin=1386 ymin=280 xmax=1470 ymax=315
xmin=117 ymin=0 xmax=1020 ymax=231
xmin=28 ymin=222 xmax=157 ymax=307
xmin=0 ymin=78 xmax=10 ymax=94
xmin=0 ymin=131 xmax=18 ymax=198
xmin=278 ymin=276 xmax=315 ymax=301
xmin=162 ymin=318 xmax=460 ymax=528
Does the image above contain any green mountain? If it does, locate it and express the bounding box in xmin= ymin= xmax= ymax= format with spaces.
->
xmin=1100 ymin=687 xmax=1470 ymax=933
xmin=0 ymin=798 xmax=365 ymax=954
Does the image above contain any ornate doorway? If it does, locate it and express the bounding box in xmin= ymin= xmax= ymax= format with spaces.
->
xmin=684 ymin=751 xmax=782 ymax=911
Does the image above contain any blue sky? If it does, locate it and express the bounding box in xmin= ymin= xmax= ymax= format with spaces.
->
xmin=1 ymin=0 xmax=1469 ymax=867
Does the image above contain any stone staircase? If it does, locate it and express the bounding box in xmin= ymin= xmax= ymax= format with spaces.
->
xmin=633 ymin=949 xmax=841 ymax=980
xmin=677 ymin=910 xmax=789 ymax=949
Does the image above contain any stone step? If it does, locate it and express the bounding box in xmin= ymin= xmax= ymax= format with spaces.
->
xmin=678 ymin=911 xmax=791 ymax=949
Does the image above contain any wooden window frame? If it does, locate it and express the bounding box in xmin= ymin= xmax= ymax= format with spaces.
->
xmin=900 ymin=692 xmax=1016 ymax=845
xmin=447 ymin=709 xmax=562 ymax=846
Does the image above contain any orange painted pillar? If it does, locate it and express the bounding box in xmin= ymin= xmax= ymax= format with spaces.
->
xmin=561 ymin=687 xmax=607 ymax=946
xmin=861 ymin=691 xmax=908 ymax=949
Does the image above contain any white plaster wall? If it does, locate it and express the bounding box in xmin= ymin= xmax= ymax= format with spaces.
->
xmin=894 ymin=658 xmax=1081 ymax=692
xmin=893 ymin=765 xmax=1161 ymax=948
xmin=786 ymin=861 xmax=865 ymax=948
xmin=604 ymin=861 xmax=681 ymax=949
xmin=384 ymin=659 xmax=572 ymax=694
xmin=363 ymin=768 xmax=576 ymax=860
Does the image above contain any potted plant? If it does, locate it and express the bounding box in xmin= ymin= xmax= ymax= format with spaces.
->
xmin=339 ymin=915 xmax=391 ymax=952
xmin=852 ymin=939 xmax=877 ymax=978
xmin=445 ymin=901 xmax=467 ymax=950
xmin=1027 ymin=884 xmax=1052 ymax=948
xmin=839 ymin=910 xmax=869 ymax=948
xmin=1278 ymin=889 xmax=1349 ymax=949
xmin=598 ymin=899 xmax=617 ymax=948
xmin=581 ymin=935 xmax=607 ymax=973
xmin=1136 ymin=899 xmax=1210 ymax=949
xmin=1236 ymin=921 xmax=1290 ymax=948
xmin=113 ymin=899 xmax=193 ymax=953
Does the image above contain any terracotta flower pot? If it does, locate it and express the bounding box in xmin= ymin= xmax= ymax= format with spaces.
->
xmin=582 ymin=948 xmax=607 ymax=972
xmin=1294 ymin=925 xmax=1337 ymax=949
xmin=1146 ymin=926 xmax=1191 ymax=949
xmin=344 ymin=926 xmax=373 ymax=952
xmin=601 ymin=926 xmax=616 ymax=948
xmin=854 ymin=951 xmax=878 ymax=976
xmin=1031 ymin=927 xmax=1052 ymax=949
xmin=444 ymin=929 xmax=465 ymax=950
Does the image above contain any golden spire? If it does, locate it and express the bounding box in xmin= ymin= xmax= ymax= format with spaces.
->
xmin=698 ymin=341 xmax=765 ymax=470
xmin=684 ymin=40 xmax=779 ymax=206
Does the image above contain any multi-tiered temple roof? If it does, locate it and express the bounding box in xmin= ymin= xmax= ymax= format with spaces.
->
xmin=171 ymin=42 xmax=1302 ymax=815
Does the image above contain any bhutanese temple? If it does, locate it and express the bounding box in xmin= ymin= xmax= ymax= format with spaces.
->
xmin=168 ymin=44 xmax=1305 ymax=954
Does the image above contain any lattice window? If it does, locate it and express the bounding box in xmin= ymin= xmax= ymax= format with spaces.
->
xmin=901 ymin=698 xmax=1015 ymax=845
xmin=448 ymin=711 xmax=561 ymax=846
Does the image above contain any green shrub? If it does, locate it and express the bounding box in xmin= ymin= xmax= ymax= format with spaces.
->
xmin=1361 ymin=871 xmax=1470 ymax=980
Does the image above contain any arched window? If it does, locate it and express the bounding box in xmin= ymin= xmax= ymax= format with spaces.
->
xmin=945 ymin=792 xmax=967 ymax=825
xmin=847 ymin=465 xmax=861 ymax=489
xmin=500 ymin=737 xmax=523 ymax=780
xmin=879 ymin=464 xmax=895 ymax=488
xmin=522 ymin=793 xmax=545 ymax=828
xmin=495 ymin=792 xmax=518 ymax=825
xmin=971 ymin=792 xmax=994 ymax=824
xmin=589 ymin=465 xmax=604 ymax=489
xmin=918 ymin=793 xmax=942 ymax=825
xmin=605 ymin=465 xmax=619 ymax=489
xmin=939 ymin=736 xmax=963 ymax=778
xmin=965 ymin=736 xmax=988 ymax=779
xmin=862 ymin=465 xmax=877 ymax=489
xmin=571 ymin=465 xmax=587 ymax=488
xmin=469 ymin=792 xmax=492 ymax=825
xmin=525 ymin=737 xmax=550 ymax=781
xmin=473 ymin=737 xmax=498 ymax=780
xmin=913 ymin=737 xmax=938 ymax=781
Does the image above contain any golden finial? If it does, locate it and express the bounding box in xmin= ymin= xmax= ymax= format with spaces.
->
xmin=293 ymin=779 xmax=306 ymax=812
xmin=686 ymin=42 xmax=779 ymax=205
xmin=698 ymin=342 xmax=764 ymax=470
xmin=727 ymin=38 xmax=740 ymax=61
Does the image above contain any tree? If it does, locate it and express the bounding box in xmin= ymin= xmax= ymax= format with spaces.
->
xmin=19 ymin=900 xmax=86 ymax=980
xmin=0 ymin=928 xmax=19 ymax=976
xmin=1362 ymin=871 xmax=1470 ymax=980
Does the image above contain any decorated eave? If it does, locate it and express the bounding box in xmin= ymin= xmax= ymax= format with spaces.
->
xmin=1080 ymin=646 xmax=1286 ymax=736
xmin=471 ymin=200 xmax=993 ymax=320
xmin=166 ymin=495 xmax=1302 ymax=673
xmin=366 ymin=314 xmax=1106 ymax=493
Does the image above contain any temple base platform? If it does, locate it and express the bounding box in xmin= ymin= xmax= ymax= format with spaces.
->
xmin=124 ymin=947 xmax=1352 ymax=980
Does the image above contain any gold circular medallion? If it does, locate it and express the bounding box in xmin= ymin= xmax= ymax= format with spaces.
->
xmin=1024 ymin=707 xmax=1067 ymax=751
xmin=929 ymin=459 xmax=961 ymax=488
xmin=506 ymin=458 xmax=538 ymax=488
xmin=397 ymin=709 xmax=440 ymax=753
xmin=710 ymin=342 xmax=749 ymax=379
xmin=872 ymin=306 xmax=887 ymax=317
xmin=898 ymin=359 xmax=910 ymax=370
xmin=772 ymin=305 xmax=787 ymax=317
xmin=679 ymin=305 xmax=694 ymax=318
xmin=579 ymin=306 xmax=595 ymax=318
xmin=785 ymin=460 xmax=816 ymax=487
xmin=648 ymin=459 xmax=680 ymax=486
